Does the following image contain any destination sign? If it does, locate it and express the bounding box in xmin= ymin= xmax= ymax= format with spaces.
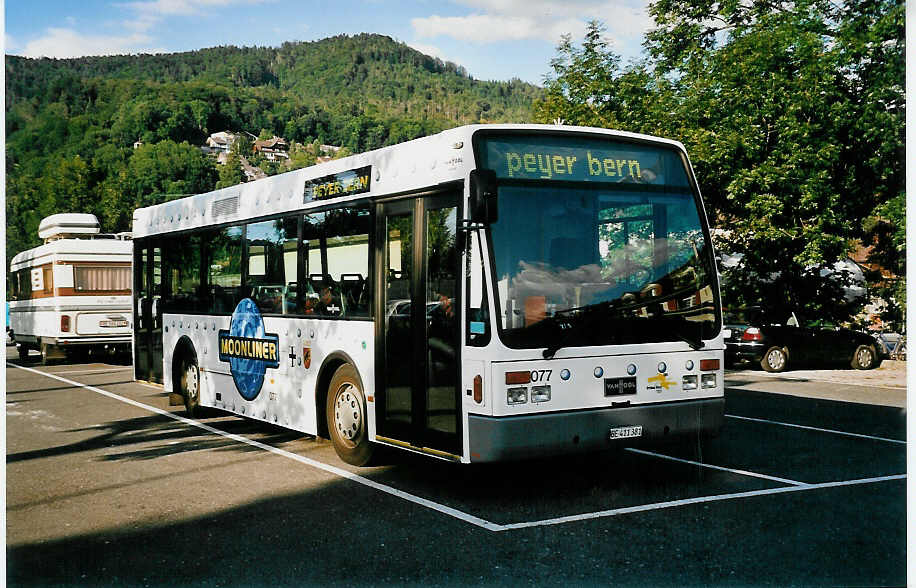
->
xmin=478 ymin=135 xmax=689 ymax=187
xmin=304 ymin=165 xmax=372 ymax=203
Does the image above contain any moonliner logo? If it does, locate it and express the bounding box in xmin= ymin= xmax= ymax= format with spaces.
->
xmin=218 ymin=298 xmax=279 ymax=401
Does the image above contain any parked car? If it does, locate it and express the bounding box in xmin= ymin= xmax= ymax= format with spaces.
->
xmin=724 ymin=308 xmax=885 ymax=372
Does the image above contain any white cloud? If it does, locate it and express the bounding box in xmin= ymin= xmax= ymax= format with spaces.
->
xmin=412 ymin=14 xmax=586 ymax=43
xmin=118 ymin=0 xmax=274 ymax=32
xmin=14 ymin=0 xmax=274 ymax=58
xmin=412 ymin=0 xmax=651 ymax=49
xmin=19 ymin=28 xmax=162 ymax=58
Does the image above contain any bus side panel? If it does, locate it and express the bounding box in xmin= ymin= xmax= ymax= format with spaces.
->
xmin=164 ymin=313 xmax=375 ymax=436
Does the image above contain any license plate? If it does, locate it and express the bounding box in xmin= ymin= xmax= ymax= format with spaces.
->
xmin=604 ymin=377 xmax=637 ymax=396
xmin=608 ymin=426 xmax=643 ymax=440
xmin=100 ymin=320 xmax=128 ymax=328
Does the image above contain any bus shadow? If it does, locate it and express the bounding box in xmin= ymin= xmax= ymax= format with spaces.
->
xmin=8 ymin=446 xmax=904 ymax=588
xmin=5 ymin=381 xmax=138 ymax=395
xmin=351 ymin=434 xmax=773 ymax=526
xmin=6 ymin=413 xmax=306 ymax=465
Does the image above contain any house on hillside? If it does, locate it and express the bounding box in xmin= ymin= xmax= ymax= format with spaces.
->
xmin=316 ymin=144 xmax=342 ymax=164
xmin=240 ymin=155 xmax=267 ymax=182
xmin=206 ymin=131 xmax=238 ymax=154
xmin=253 ymin=137 xmax=289 ymax=161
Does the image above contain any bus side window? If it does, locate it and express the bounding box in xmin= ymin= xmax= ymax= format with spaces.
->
xmin=246 ymin=216 xmax=297 ymax=315
xmin=206 ymin=226 xmax=244 ymax=312
xmin=303 ymin=206 xmax=372 ymax=318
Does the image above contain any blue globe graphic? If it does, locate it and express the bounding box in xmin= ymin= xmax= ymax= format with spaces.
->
xmin=229 ymin=298 xmax=268 ymax=400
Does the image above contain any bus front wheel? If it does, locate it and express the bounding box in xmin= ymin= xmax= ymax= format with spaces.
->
xmin=326 ymin=364 xmax=375 ymax=466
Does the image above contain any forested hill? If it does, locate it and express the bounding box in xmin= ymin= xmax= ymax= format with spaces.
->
xmin=5 ymin=34 xmax=541 ymax=262
xmin=6 ymin=34 xmax=540 ymax=123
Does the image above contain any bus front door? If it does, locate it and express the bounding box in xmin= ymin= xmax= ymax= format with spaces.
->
xmin=134 ymin=243 xmax=163 ymax=384
xmin=378 ymin=193 xmax=461 ymax=458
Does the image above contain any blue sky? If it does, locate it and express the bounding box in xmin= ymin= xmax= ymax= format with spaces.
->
xmin=4 ymin=0 xmax=654 ymax=85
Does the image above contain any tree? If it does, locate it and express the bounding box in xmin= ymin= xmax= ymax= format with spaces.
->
xmin=106 ymin=140 xmax=218 ymax=229
xmin=535 ymin=6 xmax=904 ymax=324
xmin=216 ymin=151 xmax=244 ymax=189
xmin=533 ymin=21 xmax=623 ymax=128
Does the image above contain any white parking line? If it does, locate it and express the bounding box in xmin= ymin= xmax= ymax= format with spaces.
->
xmin=8 ymin=363 xmax=503 ymax=533
xmin=726 ymin=414 xmax=907 ymax=445
xmin=8 ymin=362 xmax=907 ymax=534
xmin=46 ymin=367 xmax=134 ymax=375
xmin=626 ymin=448 xmax=808 ymax=486
xmin=498 ymin=474 xmax=906 ymax=531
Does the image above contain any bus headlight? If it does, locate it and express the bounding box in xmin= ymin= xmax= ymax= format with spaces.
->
xmin=507 ymin=387 xmax=528 ymax=405
xmin=701 ymin=373 xmax=717 ymax=388
xmin=531 ymin=385 xmax=551 ymax=403
xmin=682 ymin=375 xmax=698 ymax=390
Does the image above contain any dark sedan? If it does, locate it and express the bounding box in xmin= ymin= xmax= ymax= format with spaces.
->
xmin=724 ymin=309 xmax=885 ymax=372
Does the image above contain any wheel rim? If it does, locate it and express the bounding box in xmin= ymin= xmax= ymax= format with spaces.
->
xmin=334 ymin=383 xmax=363 ymax=445
xmin=185 ymin=364 xmax=199 ymax=402
xmin=857 ymin=347 xmax=873 ymax=368
xmin=767 ymin=349 xmax=785 ymax=370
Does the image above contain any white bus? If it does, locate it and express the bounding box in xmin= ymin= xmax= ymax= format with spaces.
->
xmin=132 ymin=124 xmax=725 ymax=465
xmin=10 ymin=213 xmax=133 ymax=364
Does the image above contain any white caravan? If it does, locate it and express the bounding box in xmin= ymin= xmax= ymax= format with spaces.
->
xmin=9 ymin=213 xmax=133 ymax=363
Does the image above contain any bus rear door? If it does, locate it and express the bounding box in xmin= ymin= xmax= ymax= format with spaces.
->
xmin=134 ymin=242 xmax=163 ymax=383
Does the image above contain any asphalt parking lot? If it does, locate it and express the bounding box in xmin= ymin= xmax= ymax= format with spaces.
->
xmin=5 ymin=353 xmax=908 ymax=586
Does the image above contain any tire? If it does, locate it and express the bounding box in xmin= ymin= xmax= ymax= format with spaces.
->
xmin=326 ymin=363 xmax=375 ymax=466
xmin=760 ymin=346 xmax=788 ymax=373
xmin=17 ymin=344 xmax=29 ymax=361
xmin=40 ymin=342 xmax=52 ymax=365
xmin=851 ymin=344 xmax=879 ymax=370
xmin=180 ymin=354 xmax=201 ymax=417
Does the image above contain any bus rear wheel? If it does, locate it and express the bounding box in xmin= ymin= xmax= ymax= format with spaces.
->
xmin=326 ymin=364 xmax=375 ymax=466
xmin=180 ymin=355 xmax=201 ymax=417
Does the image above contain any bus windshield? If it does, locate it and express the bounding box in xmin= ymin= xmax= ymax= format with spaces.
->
xmin=478 ymin=134 xmax=719 ymax=350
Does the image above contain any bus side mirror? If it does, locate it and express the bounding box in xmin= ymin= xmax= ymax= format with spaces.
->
xmin=469 ymin=169 xmax=498 ymax=224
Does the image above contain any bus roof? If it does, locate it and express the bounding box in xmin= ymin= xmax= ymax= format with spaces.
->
xmin=132 ymin=124 xmax=687 ymax=239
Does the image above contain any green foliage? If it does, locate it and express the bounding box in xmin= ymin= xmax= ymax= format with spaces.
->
xmin=216 ymin=151 xmax=244 ymax=189
xmin=5 ymin=34 xmax=540 ymax=264
xmin=535 ymin=4 xmax=904 ymax=326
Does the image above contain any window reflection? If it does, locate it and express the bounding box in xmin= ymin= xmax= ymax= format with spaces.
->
xmin=246 ymin=217 xmax=298 ymax=314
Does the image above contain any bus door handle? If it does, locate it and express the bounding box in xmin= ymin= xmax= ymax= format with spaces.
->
xmin=136 ymin=297 xmax=145 ymax=328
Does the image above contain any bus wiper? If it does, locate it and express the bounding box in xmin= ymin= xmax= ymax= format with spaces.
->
xmin=672 ymin=321 xmax=705 ymax=350
xmin=544 ymin=302 xmax=618 ymax=359
xmin=542 ymin=316 xmax=580 ymax=359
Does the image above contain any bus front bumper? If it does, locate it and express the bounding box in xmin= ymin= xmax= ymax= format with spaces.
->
xmin=467 ymin=397 xmax=724 ymax=463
